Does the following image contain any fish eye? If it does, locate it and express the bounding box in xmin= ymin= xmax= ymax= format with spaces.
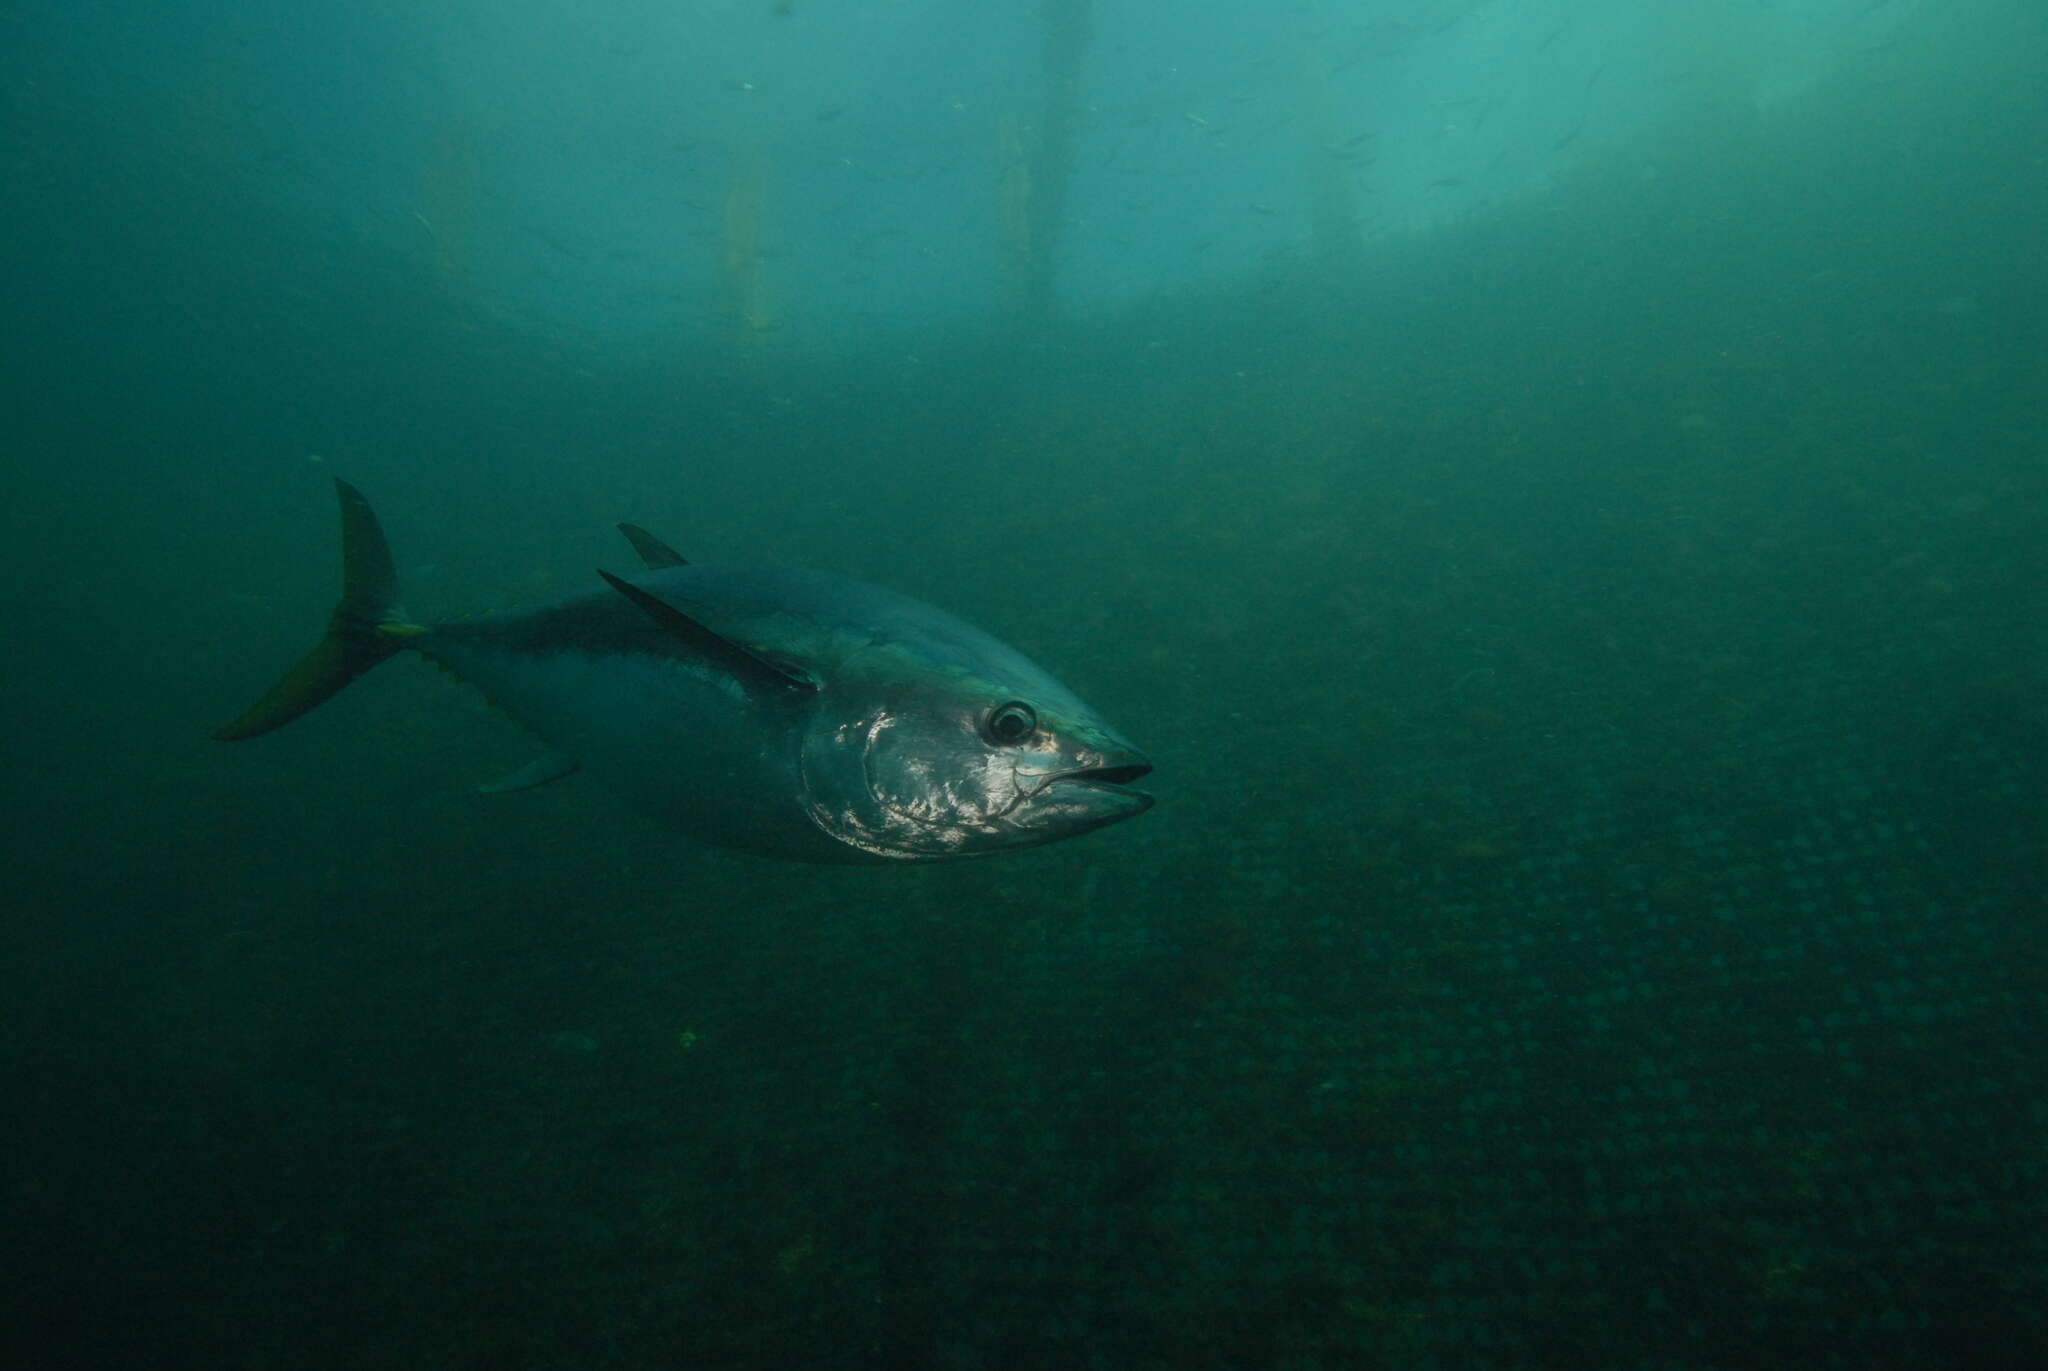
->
xmin=984 ymin=701 xmax=1038 ymax=746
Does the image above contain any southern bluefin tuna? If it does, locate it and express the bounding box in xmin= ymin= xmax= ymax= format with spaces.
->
xmin=215 ymin=481 xmax=1153 ymax=862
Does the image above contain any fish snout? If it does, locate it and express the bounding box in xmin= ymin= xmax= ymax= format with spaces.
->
xmin=1034 ymin=751 xmax=1155 ymax=827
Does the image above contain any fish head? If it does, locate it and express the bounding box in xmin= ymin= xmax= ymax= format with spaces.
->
xmin=799 ymin=645 xmax=1153 ymax=861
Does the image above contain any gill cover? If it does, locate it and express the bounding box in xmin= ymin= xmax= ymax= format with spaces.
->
xmin=799 ymin=677 xmax=1152 ymax=861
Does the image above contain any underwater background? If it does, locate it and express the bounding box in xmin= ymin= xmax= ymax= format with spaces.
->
xmin=5 ymin=1 xmax=2044 ymax=1367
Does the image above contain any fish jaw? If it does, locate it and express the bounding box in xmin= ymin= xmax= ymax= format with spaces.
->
xmin=1018 ymin=757 xmax=1156 ymax=835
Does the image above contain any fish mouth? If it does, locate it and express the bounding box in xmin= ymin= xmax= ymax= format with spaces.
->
xmin=1057 ymin=762 xmax=1153 ymax=789
xmin=1041 ymin=761 xmax=1155 ymax=817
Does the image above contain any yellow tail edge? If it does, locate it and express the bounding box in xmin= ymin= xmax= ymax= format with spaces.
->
xmin=213 ymin=479 xmax=422 ymax=741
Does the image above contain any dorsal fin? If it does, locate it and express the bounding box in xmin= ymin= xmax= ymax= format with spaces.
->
xmin=597 ymin=570 xmax=816 ymax=693
xmin=617 ymin=523 xmax=687 ymax=569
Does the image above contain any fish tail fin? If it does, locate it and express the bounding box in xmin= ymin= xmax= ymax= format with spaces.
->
xmin=213 ymin=479 xmax=425 ymax=741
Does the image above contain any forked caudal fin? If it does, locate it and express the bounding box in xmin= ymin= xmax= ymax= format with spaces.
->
xmin=213 ymin=478 xmax=423 ymax=741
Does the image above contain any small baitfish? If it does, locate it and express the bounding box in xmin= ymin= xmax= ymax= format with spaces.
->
xmin=215 ymin=480 xmax=1153 ymax=862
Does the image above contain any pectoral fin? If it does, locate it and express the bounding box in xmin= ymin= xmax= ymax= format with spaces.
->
xmin=598 ymin=570 xmax=817 ymax=693
xmin=480 ymin=752 xmax=581 ymax=795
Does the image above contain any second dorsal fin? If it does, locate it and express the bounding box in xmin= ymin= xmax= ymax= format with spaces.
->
xmin=618 ymin=523 xmax=687 ymax=569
